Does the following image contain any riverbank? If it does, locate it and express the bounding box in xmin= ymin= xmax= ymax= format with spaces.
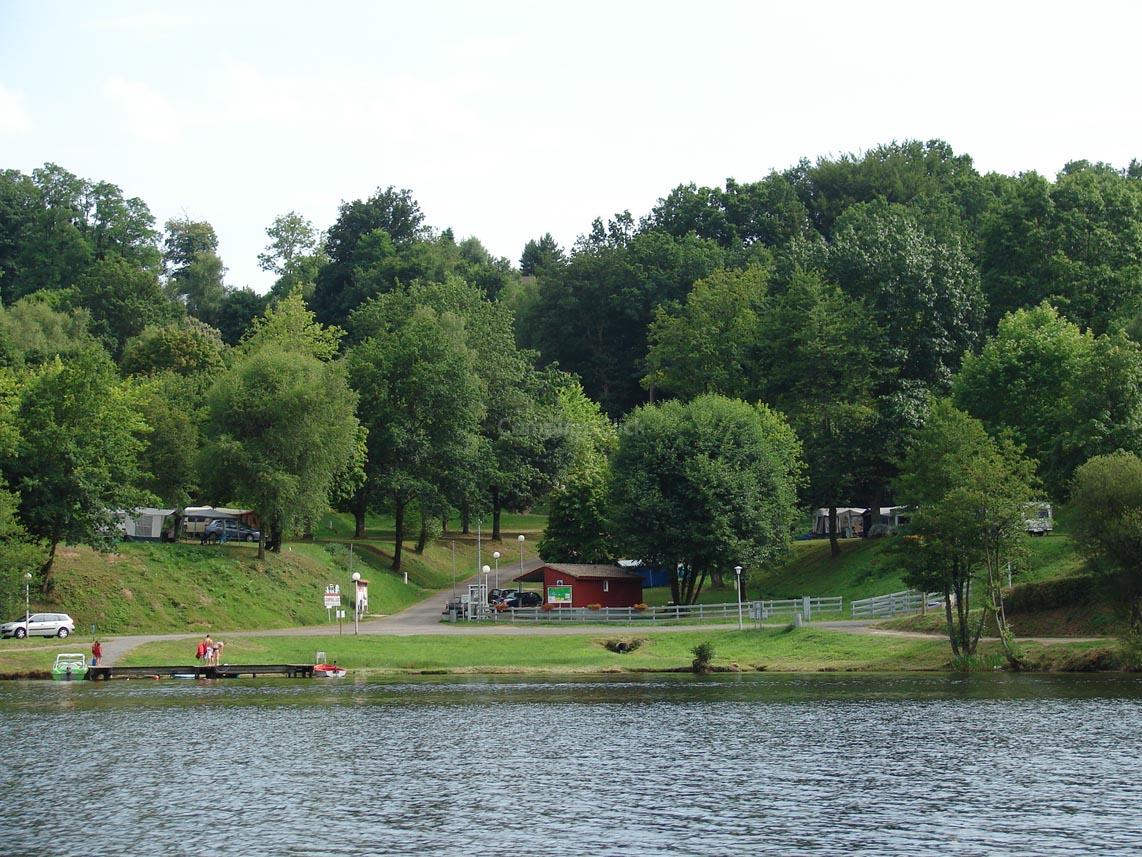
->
xmin=1 ymin=626 xmax=1128 ymax=678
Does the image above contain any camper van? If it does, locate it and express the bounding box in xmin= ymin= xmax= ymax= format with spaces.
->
xmin=1025 ymin=502 xmax=1053 ymax=536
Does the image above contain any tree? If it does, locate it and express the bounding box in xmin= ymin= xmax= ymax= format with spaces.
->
xmin=71 ymin=253 xmax=177 ymax=356
xmin=3 ymin=348 xmax=151 ymax=589
xmin=610 ymin=395 xmax=803 ymax=603
xmin=259 ymin=211 xmax=326 ymax=302
xmin=0 ymin=368 xmax=40 ymax=614
xmin=199 ymin=345 xmax=362 ymax=559
xmin=953 ymin=302 xmax=1142 ymax=498
xmin=348 ymin=299 xmax=483 ymax=569
xmin=755 ymin=270 xmax=883 ymax=556
xmin=827 ymin=200 xmax=983 ymax=391
xmin=132 ymin=373 xmax=203 ymax=508
xmin=537 ymin=473 xmax=615 ymax=564
xmin=526 ymin=226 xmax=726 ymax=415
xmin=520 ymin=233 xmax=566 ymax=276
xmin=163 ymin=217 xmax=226 ymax=322
xmin=1069 ymin=452 xmax=1142 ymax=635
xmin=642 ymin=264 xmax=769 ymax=401
xmin=311 ymin=187 xmax=429 ymax=325
xmin=508 ymin=373 xmax=616 ymax=560
xmin=978 ymin=162 xmax=1142 ymax=333
xmin=238 ymin=287 xmax=340 ymax=360
xmin=0 ymin=296 xmax=94 ymax=366
xmin=120 ymin=319 xmax=224 ymax=377
xmin=894 ymin=399 xmax=1038 ymax=666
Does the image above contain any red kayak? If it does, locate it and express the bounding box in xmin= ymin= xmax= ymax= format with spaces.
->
xmin=313 ymin=663 xmax=347 ymax=678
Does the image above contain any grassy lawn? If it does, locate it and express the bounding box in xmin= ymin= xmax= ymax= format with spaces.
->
xmin=114 ymin=626 xmax=961 ymax=673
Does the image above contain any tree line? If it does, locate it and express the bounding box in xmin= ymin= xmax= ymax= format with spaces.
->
xmin=2 ymin=142 xmax=1141 ymax=639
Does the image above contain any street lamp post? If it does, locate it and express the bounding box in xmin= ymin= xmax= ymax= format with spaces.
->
xmin=518 ymin=534 xmax=526 ymax=591
xmin=493 ymin=551 xmax=500 ymax=590
xmin=351 ymin=571 xmax=361 ymax=635
xmin=481 ymin=565 xmax=491 ymax=615
xmin=23 ymin=572 xmax=32 ymax=633
xmin=734 ymin=566 xmax=743 ymax=630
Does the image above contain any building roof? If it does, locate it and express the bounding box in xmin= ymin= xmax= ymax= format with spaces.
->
xmin=514 ymin=563 xmax=644 ymax=583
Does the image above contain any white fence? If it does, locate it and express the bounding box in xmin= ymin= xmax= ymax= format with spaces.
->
xmin=750 ymin=596 xmax=843 ymax=621
xmin=850 ymin=589 xmax=940 ymax=619
xmin=499 ymin=596 xmax=843 ymax=625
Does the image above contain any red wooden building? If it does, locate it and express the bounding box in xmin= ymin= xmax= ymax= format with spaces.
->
xmin=513 ymin=563 xmax=644 ymax=608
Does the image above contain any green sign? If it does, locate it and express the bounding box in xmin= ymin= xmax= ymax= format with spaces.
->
xmin=547 ymin=585 xmax=572 ymax=604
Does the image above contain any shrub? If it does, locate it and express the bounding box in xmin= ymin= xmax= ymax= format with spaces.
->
xmin=691 ymin=641 xmax=715 ymax=673
xmin=1005 ymin=575 xmax=1098 ymax=614
xmin=587 ymin=603 xmax=602 ymax=610
xmin=633 ymin=602 xmax=648 ymax=611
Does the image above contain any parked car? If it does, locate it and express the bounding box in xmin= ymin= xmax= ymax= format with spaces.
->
xmin=202 ymin=518 xmax=261 ymax=543
xmin=505 ymin=591 xmax=543 ymax=608
xmin=1 ymin=612 xmax=76 ymax=639
xmin=488 ymin=588 xmax=517 ymax=604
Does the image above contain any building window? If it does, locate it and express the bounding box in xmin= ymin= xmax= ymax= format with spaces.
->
xmin=603 ymin=580 xmax=609 ymax=592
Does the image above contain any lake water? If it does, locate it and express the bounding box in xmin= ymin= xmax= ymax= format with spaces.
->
xmin=1 ymin=672 xmax=1139 ymax=856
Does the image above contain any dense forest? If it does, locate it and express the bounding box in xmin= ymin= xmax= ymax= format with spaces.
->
xmin=2 ymin=140 xmax=1141 ymax=620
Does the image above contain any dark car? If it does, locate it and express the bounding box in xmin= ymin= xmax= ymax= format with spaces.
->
xmin=488 ymin=588 xmax=517 ymax=604
xmin=505 ymin=591 xmax=543 ymax=608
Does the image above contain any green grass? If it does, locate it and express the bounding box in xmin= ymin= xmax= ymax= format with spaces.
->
xmin=36 ymin=540 xmax=430 ymax=636
xmin=754 ymin=538 xmax=909 ymax=602
xmin=116 ymin=627 xmax=961 ymax=673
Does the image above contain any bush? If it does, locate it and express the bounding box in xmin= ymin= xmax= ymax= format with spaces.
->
xmin=1005 ymin=575 xmax=1099 ymax=614
xmin=691 ymin=641 xmax=715 ymax=673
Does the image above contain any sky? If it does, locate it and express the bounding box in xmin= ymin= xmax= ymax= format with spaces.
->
xmin=2 ymin=0 xmax=1140 ymax=293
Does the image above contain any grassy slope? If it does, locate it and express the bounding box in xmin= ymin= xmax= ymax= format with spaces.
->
xmin=7 ymin=512 xmax=545 ymax=637
xmin=42 ymin=540 xmax=422 ymax=635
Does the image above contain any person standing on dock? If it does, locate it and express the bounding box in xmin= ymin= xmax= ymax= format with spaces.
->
xmin=91 ymin=639 xmax=102 ymax=666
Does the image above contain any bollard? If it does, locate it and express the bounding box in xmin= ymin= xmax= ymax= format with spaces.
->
xmin=794 ymin=612 xmax=803 ymax=628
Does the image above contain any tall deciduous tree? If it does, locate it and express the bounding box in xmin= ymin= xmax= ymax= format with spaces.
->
xmin=894 ymin=399 xmax=1038 ymax=666
xmin=199 ymin=345 xmax=362 ymax=559
xmin=3 ymin=348 xmax=151 ymax=589
xmin=610 ymin=395 xmax=803 ymax=603
xmin=259 ymin=211 xmax=326 ymax=302
xmin=953 ymin=302 xmax=1142 ymax=497
xmin=642 ymin=264 xmax=769 ymax=401
xmin=163 ymin=217 xmax=227 ymax=323
xmin=756 ymin=270 xmax=882 ymax=556
xmin=348 ymin=299 xmax=483 ymax=569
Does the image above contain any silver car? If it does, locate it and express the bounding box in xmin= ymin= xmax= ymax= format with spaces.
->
xmin=1 ymin=612 xmax=76 ymax=639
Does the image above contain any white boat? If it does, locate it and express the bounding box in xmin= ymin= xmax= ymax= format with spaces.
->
xmin=313 ymin=663 xmax=346 ymax=678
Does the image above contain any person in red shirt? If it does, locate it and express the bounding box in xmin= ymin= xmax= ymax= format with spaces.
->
xmin=91 ymin=639 xmax=103 ymax=666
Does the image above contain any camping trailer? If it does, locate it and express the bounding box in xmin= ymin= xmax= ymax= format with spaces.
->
xmin=1025 ymin=502 xmax=1053 ymax=535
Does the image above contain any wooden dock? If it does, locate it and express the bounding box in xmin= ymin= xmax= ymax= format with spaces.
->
xmin=86 ymin=663 xmax=316 ymax=680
